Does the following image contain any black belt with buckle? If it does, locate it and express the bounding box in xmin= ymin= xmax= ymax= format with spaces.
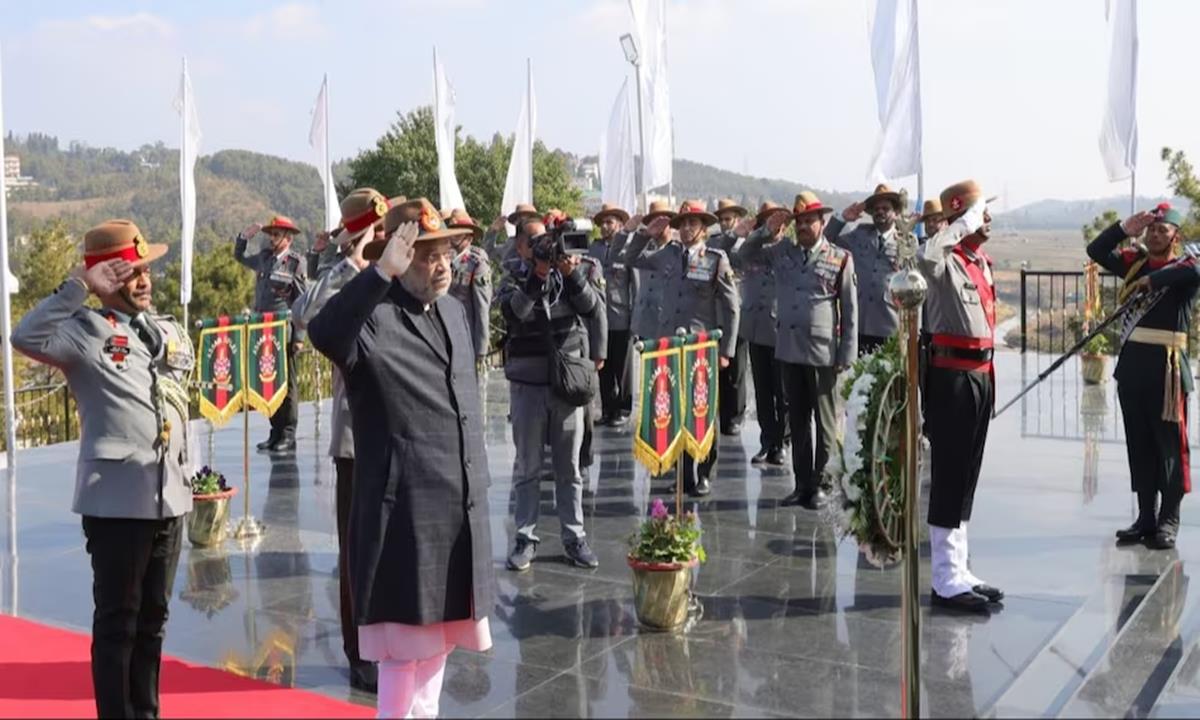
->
xmin=929 ymin=345 xmax=993 ymax=362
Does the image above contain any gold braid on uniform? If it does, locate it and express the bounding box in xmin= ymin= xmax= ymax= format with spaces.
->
xmin=156 ymin=376 xmax=190 ymax=448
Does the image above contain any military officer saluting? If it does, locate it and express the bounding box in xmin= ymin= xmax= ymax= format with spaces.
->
xmin=628 ymin=200 xmax=677 ymax=345
xmin=445 ymin=209 xmax=495 ymax=368
xmin=1087 ymin=203 xmax=1198 ymax=550
xmin=919 ymin=180 xmax=1003 ymax=613
xmin=234 ymin=214 xmax=309 ymax=452
xmin=13 ymin=221 xmax=194 ymax=718
xmin=826 ymin=184 xmax=904 ymax=354
xmin=708 ymin=198 xmax=751 ymax=434
xmin=729 ymin=202 xmax=791 ymax=467
xmin=620 ymin=200 xmax=740 ymax=496
xmin=738 ymin=192 xmax=857 ymax=509
xmin=589 ymin=203 xmax=636 ymax=426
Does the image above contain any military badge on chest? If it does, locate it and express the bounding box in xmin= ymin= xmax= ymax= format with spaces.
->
xmin=685 ymin=254 xmax=717 ymax=281
xmin=815 ymin=255 xmax=842 ymax=292
xmin=103 ymin=335 xmax=132 ymax=371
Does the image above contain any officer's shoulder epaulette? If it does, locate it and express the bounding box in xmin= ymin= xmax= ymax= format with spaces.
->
xmin=826 ymin=244 xmax=849 ymax=261
xmin=704 ymin=246 xmax=729 ymax=259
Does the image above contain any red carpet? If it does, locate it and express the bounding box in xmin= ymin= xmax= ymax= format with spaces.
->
xmin=0 ymin=614 xmax=375 ymax=718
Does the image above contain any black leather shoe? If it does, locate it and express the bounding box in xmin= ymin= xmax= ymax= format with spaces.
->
xmin=972 ymin=584 xmax=1004 ymax=602
xmin=766 ymin=447 xmax=788 ymax=467
xmin=349 ymin=662 xmax=378 ymax=693
xmin=691 ymin=476 xmax=711 ymax=497
xmin=780 ymin=490 xmax=806 ymax=507
xmin=1148 ymin=530 xmax=1177 ymax=550
xmin=269 ymin=433 xmax=296 ymax=453
xmin=750 ymin=447 xmax=770 ymax=465
xmin=256 ymin=433 xmax=278 ymax=451
xmin=1115 ymin=522 xmax=1155 ymax=544
xmin=722 ymin=420 xmax=743 ymax=436
xmin=931 ymin=590 xmax=990 ymax=613
xmin=596 ymin=414 xmax=615 ymax=427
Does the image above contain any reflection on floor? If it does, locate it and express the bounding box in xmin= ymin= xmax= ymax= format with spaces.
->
xmin=3 ymin=351 xmax=1200 ymax=717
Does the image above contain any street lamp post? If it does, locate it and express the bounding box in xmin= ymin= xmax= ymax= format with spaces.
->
xmin=620 ymin=32 xmax=649 ymax=214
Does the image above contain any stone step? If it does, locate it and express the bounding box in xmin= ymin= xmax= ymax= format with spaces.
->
xmin=987 ymin=554 xmax=1179 ymax=718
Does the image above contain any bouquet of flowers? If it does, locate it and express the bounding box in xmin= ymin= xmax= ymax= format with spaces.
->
xmin=192 ymin=465 xmax=230 ymax=496
xmin=628 ymin=498 xmax=707 ymax=566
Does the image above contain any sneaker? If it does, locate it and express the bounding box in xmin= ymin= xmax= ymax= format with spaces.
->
xmin=506 ymin=538 xmax=537 ymax=571
xmin=564 ymin=538 xmax=599 ymax=569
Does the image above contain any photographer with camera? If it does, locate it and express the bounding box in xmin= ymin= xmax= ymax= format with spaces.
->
xmin=498 ymin=217 xmax=604 ymax=572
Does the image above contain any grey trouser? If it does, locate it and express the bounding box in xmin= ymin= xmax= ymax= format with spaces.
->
xmin=510 ymin=381 xmax=586 ymax=543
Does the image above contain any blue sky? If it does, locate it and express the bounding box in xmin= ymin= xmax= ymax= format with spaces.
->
xmin=2 ymin=0 xmax=1197 ymax=209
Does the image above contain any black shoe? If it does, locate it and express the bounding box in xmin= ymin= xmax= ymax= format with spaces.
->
xmin=931 ymin=590 xmax=990 ymax=614
xmin=722 ymin=421 xmax=743 ymax=436
xmin=750 ymin=447 xmax=770 ymax=465
xmin=972 ymin=584 xmax=1005 ymax=603
xmin=781 ymin=488 xmax=826 ymax=509
xmin=766 ymin=447 xmax=788 ymax=467
xmin=1148 ymin=530 xmax=1177 ymax=550
xmin=691 ymin=476 xmax=711 ymax=497
xmin=780 ymin=490 xmax=806 ymax=507
xmin=1115 ymin=521 xmax=1155 ymax=545
xmin=506 ymin=537 xmax=537 ymax=571
xmin=564 ymin=538 xmax=599 ymax=569
xmin=269 ymin=432 xmax=296 ymax=453
xmin=349 ymin=662 xmax=378 ymax=693
xmin=596 ymin=414 xmax=615 ymax=427
xmin=256 ymin=433 xmax=279 ymax=451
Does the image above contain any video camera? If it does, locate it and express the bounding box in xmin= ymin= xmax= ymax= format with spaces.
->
xmin=532 ymin=214 xmax=593 ymax=263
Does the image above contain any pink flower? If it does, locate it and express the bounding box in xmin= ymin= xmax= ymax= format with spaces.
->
xmin=650 ymin=498 xmax=669 ymax=520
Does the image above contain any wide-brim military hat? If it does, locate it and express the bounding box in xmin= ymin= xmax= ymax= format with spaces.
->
xmin=792 ymin=191 xmax=835 ymax=219
xmin=864 ymin=183 xmax=903 ymax=211
xmin=340 ymin=188 xmax=391 ymax=243
xmin=447 ymin=208 xmax=484 ymax=241
xmin=920 ymin=198 xmax=944 ymax=223
xmin=643 ymin=199 xmax=676 ymax=223
xmin=363 ymin=198 xmax=471 ymax=260
xmin=592 ymin=203 xmax=630 ymax=225
xmin=714 ymin=198 xmax=748 ymax=219
xmin=262 ymin=214 xmax=302 ymax=235
xmin=84 ymin=220 xmax=168 ymax=269
xmin=939 ymin=180 xmax=986 ymax=219
xmin=668 ymin=200 xmax=718 ymax=229
xmin=506 ymin=202 xmax=539 ymax=226
xmin=754 ymin=201 xmax=787 ymax=228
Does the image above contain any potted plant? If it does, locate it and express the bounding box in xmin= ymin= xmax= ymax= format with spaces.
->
xmin=627 ymin=498 xmax=706 ymax=631
xmin=188 ymin=466 xmax=237 ymax=547
xmin=1080 ymin=333 xmax=1111 ymax=385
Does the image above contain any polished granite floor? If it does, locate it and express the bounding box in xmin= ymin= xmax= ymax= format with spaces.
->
xmin=3 ymin=351 xmax=1200 ymax=717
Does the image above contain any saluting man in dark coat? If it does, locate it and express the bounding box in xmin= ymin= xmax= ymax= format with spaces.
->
xmin=1087 ymin=203 xmax=1198 ymax=550
xmin=308 ymin=197 xmax=493 ymax=719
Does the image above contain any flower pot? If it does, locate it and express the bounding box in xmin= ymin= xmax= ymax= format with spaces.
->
xmin=188 ymin=487 xmax=237 ymax=547
xmin=628 ymin=556 xmax=698 ymax=631
xmin=1081 ymin=353 xmax=1108 ymax=385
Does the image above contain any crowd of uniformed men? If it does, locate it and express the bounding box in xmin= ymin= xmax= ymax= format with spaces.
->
xmin=11 ymin=174 xmax=1198 ymax=716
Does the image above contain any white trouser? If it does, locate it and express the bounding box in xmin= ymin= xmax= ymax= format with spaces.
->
xmin=929 ymin=523 xmax=985 ymax=597
xmin=377 ymin=651 xmax=450 ymax=719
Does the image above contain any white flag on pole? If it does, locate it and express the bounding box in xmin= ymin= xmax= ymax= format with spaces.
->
xmin=309 ymin=74 xmax=338 ymax=231
xmin=868 ymin=0 xmax=899 ymax=125
xmin=599 ymin=77 xmax=637 ymax=213
xmin=629 ymin=0 xmax=672 ymax=192
xmin=172 ymin=58 xmax=201 ymax=307
xmin=0 ymin=41 xmax=19 ymax=467
xmin=1099 ymin=0 xmax=1138 ymax=182
xmin=867 ymin=0 xmax=922 ymax=182
xmin=500 ymin=61 xmax=537 ymax=218
xmin=433 ymin=48 xmax=466 ymax=213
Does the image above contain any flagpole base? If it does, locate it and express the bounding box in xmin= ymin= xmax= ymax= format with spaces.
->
xmin=234 ymin=515 xmax=263 ymax=540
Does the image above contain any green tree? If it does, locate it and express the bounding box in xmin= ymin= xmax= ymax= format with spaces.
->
xmin=12 ymin=220 xmax=79 ymax=320
xmin=1082 ymin=210 xmax=1121 ymax=243
xmin=346 ymin=106 xmax=583 ymax=222
xmin=1161 ymin=147 xmax=1200 ymax=238
xmin=152 ymin=240 xmax=256 ymax=324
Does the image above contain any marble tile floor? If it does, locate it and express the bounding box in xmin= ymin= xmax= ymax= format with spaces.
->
xmin=2 ymin=351 xmax=1200 ymax=717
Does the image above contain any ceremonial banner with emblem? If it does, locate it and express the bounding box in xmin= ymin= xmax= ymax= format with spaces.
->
xmin=680 ymin=330 xmax=721 ymax=460
xmin=195 ymin=316 xmax=244 ymax=426
xmin=245 ymin=311 xmax=290 ymax=418
xmin=633 ymin=336 xmax=684 ymax=475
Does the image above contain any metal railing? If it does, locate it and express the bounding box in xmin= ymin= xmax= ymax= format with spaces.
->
xmin=4 ymin=349 xmax=335 ymax=452
xmin=1018 ymin=269 xmax=1124 ymax=354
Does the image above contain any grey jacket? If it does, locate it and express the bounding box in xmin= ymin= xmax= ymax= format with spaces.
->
xmin=589 ymin=232 xmax=636 ymax=331
xmin=448 ymin=244 xmax=493 ymax=360
xmin=918 ymin=218 xmax=994 ymax=341
xmin=498 ymin=261 xmax=601 ymax=385
xmin=292 ymin=257 xmax=360 ymax=459
xmin=580 ymin=255 xmax=609 ymax=361
xmin=234 ymin=234 xmax=309 ymax=340
xmin=735 ymin=244 xmax=780 ymax=347
xmin=738 ymin=230 xmax=858 ymax=367
xmin=826 ymin=216 xmax=900 ymax=338
xmin=619 ymin=231 xmax=740 ymax=358
xmin=12 ymin=279 xmax=195 ymax=519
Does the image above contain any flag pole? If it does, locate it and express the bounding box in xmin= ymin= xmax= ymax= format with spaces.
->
xmin=0 ymin=42 xmax=18 ymax=478
xmin=1130 ymin=169 xmax=1137 ymax=215
xmin=323 ymin=73 xmax=331 ymax=231
xmin=526 ymin=58 xmax=534 ymax=203
xmin=180 ymin=57 xmax=190 ymax=332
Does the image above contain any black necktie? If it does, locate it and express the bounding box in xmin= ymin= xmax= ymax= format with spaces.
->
xmin=131 ymin=313 xmax=163 ymax=359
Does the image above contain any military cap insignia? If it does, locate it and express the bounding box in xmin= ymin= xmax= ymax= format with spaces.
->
xmin=420 ymin=206 xmax=442 ymax=232
xmin=134 ymin=234 xmax=149 ymax=258
xmin=374 ymin=198 xmax=388 ymax=219
xmin=949 ymin=196 xmax=964 ymax=212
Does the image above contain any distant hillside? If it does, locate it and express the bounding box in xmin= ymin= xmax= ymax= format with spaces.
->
xmin=996 ymin=195 xmax=1190 ymax=230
